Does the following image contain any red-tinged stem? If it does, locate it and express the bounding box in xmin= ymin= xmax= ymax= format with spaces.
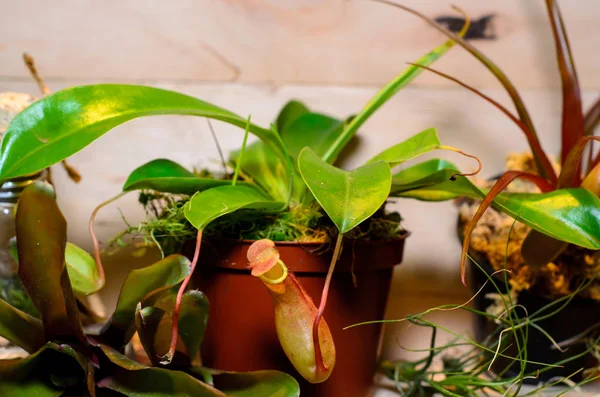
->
xmin=546 ymin=0 xmax=585 ymax=164
xmin=370 ymin=0 xmax=551 ymax=182
xmin=460 ymin=171 xmax=554 ymax=286
xmin=313 ymin=233 xmax=343 ymax=373
xmin=89 ymin=191 xmax=127 ymax=288
xmin=409 ymin=63 xmax=558 ymax=186
xmin=558 ymin=136 xmax=600 ymax=188
xmin=438 ymin=145 xmax=482 ymax=177
xmin=584 ymin=97 xmax=600 ymax=174
xmin=162 ymin=229 xmax=202 ymax=365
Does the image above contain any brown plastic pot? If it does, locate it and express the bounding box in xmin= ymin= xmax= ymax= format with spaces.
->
xmin=183 ymin=235 xmax=407 ymax=397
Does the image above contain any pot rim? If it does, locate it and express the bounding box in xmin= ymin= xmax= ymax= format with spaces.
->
xmin=206 ymin=230 xmax=411 ymax=246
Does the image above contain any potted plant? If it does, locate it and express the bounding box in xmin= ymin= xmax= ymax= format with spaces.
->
xmin=0 ymin=181 xmax=300 ymax=396
xmin=373 ymin=0 xmax=600 ymax=380
xmin=2 ymin=9 xmax=598 ymax=393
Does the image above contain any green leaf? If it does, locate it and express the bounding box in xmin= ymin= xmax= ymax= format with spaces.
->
xmin=230 ymin=141 xmax=291 ymax=203
xmin=322 ymin=37 xmax=461 ymax=163
xmin=123 ymin=158 xmax=233 ymax=195
xmin=0 ymin=84 xmax=288 ymax=181
xmin=98 ymin=345 xmax=226 ymax=397
xmin=367 ymin=128 xmax=441 ymax=167
xmin=211 ymin=370 xmax=300 ymax=397
xmin=16 ymin=181 xmax=85 ymax=344
xmin=0 ymin=299 xmax=44 ymax=353
xmin=0 ymin=342 xmax=89 ymax=397
xmin=104 ymin=254 xmax=191 ymax=345
xmin=391 ymin=159 xmax=477 ymax=201
xmin=393 ymin=160 xmax=600 ymax=249
xmin=64 ymin=242 xmax=103 ymax=295
xmin=281 ymin=113 xmax=345 ymax=162
xmin=298 ymin=147 xmax=392 ymax=233
xmin=135 ymin=290 xmax=209 ymax=364
xmin=184 ymin=184 xmax=286 ymax=230
xmin=177 ymin=290 xmax=209 ymax=362
xmin=8 ymin=239 xmax=102 ymax=296
xmin=492 ymin=188 xmax=600 ymax=250
xmin=275 ymin=100 xmax=310 ymax=134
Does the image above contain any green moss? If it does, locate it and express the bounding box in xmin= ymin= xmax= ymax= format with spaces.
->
xmin=112 ymin=191 xmax=405 ymax=256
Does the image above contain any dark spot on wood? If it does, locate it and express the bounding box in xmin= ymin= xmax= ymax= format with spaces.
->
xmin=434 ymin=14 xmax=497 ymax=41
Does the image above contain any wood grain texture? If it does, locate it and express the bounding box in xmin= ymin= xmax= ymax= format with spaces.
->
xmin=2 ymin=0 xmax=600 ymax=88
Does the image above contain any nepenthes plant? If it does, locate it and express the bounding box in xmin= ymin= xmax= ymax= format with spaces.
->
xmin=0 ymin=2 xmax=598 ymax=386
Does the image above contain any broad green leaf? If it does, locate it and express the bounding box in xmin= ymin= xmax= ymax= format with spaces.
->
xmin=322 ymin=37 xmax=462 ymax=163
xmin=135 ymin=290 xmax=209 ymax=364
xmin=123 ymin=158 xmax=233 ymax=195
xmin=98 ymin=345 xmax=226 ymax=396
xmin=177 ymin=290 xmax=209 ymax=362
xmin=298 ymin=147 xmax=392 ymax=233
xmin=275 ymin=100 xmax=310 ymax=134
xmin=16 ymin=182 xmax=85 ymax=343
xmin=9 ymin=239 xmax=103 ymax=296
xmin=391 ymin=159 xmax=477 ymax=201
xmin=104 ymin=254 xmax=191 ymax=345
xmin=0 ymin=298 xmax=44 ymax=353
xmin=64 ymin=242 xmax=103 ymax=295
xmin=367 ymin=128 xmax=441 ymax=167
xmin=0 ymin=342 xmax=89 ymax=397
xmin=211 ymin=370 xmax=300 ymax=397
xmin=281 ymin=113 xmax=345 ymax=162
xmin=184 ymin=184 xmax=286 ymax=230
xmin=493 ymin=189 xmax=600 ymax=250
xmin=0 ymin=84 xmax=289 ymax=181
xmin=393 ymin=161 xmax=600 ymax=249
xmin=230 ymin=141 xmax=291 ymax=203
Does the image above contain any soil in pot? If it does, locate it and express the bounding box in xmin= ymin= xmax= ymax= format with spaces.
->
xmin=185 ymin=235 xmax=407 ymax=397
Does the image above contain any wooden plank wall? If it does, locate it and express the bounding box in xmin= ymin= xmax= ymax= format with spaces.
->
xmin=2 ymin=0 xmax=599 ymax=375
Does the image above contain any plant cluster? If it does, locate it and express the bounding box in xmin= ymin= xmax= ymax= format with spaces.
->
xmin=0 ymin=181 xmax=300 ymax=396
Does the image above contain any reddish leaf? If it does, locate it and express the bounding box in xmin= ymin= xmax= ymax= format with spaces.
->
xmin=557 ymin=136 xmax=600 ymax=188
xmin=372 ymin=0 xmax=556 ymax=183
xmin=460 ymin=171 xmax=554 ymax=285
xmin=583 ymin=97 xmax=600 ymax=174
xmin=546 ymin=0 xmax=584 ymax=164
xmin=409 ymin=63 xmax=557 ymax=186
xmin=16 ymin=182 xmax=86 ymax=344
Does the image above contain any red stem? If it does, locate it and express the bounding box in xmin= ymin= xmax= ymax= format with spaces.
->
xmin=410 ymin=63 xmax=557 ymax=187
xmin=460 ymin=171 xmax=554 ymax=285
xmin=545 ymin=0 xmax=585 ymax=165
xmin=89 ymin=192 xmax=128 ymax=288
xmin=162 ymin=229 xmax=203 ymax=364
xmin=312 ymin=233 xmax=343 ymax=373
xmin=559 ymin=136 xmax=600 ymax=188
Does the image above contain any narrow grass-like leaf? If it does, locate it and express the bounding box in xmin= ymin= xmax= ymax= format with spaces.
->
xmin=558 ymin=136 xmax=600 ymax=188
xmin=410 ymin=63 xmax=557 ymax=185
xmin=546 ymin=0 xmax=584 ymax=164
xmin=374 ymin=0 xmax=558 ymax=183
xmin=322 ymin=14 xmax=469 ymax=163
